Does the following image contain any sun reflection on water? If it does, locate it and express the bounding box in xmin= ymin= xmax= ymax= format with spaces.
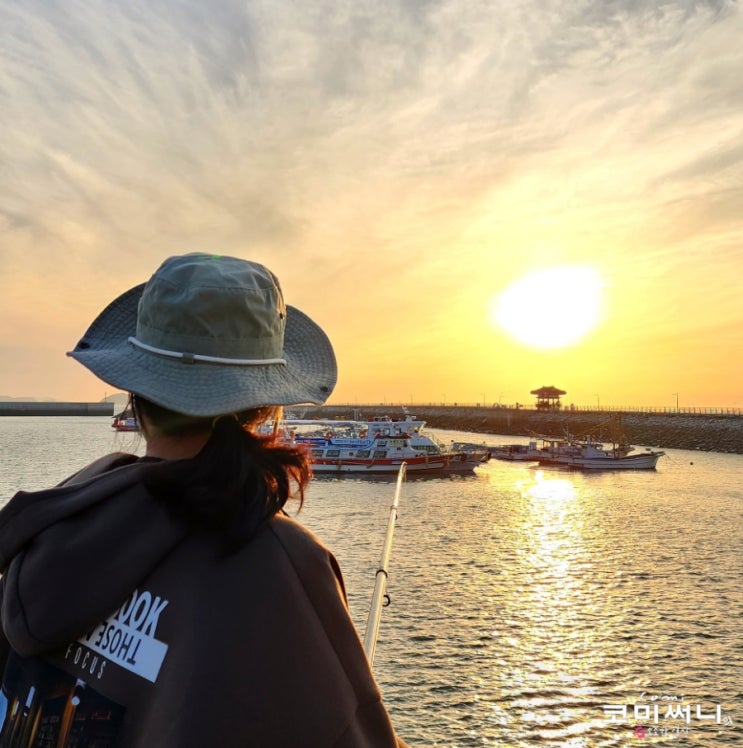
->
xmin=497 ymin=469 xmax=612 ymax=744
xmin=519 ymin=470 xmax=583 ymax=592
xmin=523 ymin=470 xmax=579 ymax=503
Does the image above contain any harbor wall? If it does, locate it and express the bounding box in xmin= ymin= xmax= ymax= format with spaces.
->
xmin=0 ymin=402 xmax=114 ymax=416
xmin=3 ymin=401 xmax=739 ymax=453
xmin=303 ymin=405 xmax=743 ymax=455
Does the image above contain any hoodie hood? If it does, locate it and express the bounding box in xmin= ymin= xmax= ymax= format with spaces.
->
xmin=0 ymin=453 xmax=188 ymax=657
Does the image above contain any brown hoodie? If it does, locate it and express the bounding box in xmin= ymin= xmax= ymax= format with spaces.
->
xmin=0 ymin=454 xmax=408 ymax=747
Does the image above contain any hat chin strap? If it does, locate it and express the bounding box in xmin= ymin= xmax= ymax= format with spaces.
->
xmin=127 ymin=336 xmax=287 ymax=366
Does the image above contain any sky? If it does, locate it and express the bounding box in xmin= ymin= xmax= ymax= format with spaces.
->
xmin=1 ymin=0 xmax=742 ymax=409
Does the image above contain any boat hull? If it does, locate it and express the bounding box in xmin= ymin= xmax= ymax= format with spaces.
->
xmin=536 ymin=449 xmax=665 ymax=470
xmin=311 ymin=453 xmax=485 ymax=474
xmin=562 ymin=453 xmax=664 ymax=470
xmin=490 ymin=440 xmax=665 ymax=470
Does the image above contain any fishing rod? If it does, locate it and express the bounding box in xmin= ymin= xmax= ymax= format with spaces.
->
xmin=363 ymin=462 xmax=406 ymax=666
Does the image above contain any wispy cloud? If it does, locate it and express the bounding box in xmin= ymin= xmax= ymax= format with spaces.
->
xmin=1 ymin=0 xmax=741 ymax=402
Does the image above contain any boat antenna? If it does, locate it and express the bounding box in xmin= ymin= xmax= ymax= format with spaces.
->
xmin=363 ymin=462 xmax=406 ymax=666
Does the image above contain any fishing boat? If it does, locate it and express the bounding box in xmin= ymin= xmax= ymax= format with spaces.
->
xmin=112 ymin=409 xmax=139 ymax=432
xmin=490 ymin=442 xmax=540 ymax=462
xmin=277 ymin=419 xmax=490 ymax=474
xmin=492 ymin=434 xmax=664 ymax=470
xmin=536 ymin=436 xmax=665 ymax=470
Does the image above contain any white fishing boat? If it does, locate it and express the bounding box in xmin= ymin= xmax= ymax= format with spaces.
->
xmin=490 ymin=442 xmax=540 ymax=462
xmin=537 ymin=436 xmax=665 ymax=470
xmin=277 ymin=419 xmax=489 ymax=474
xmin=492 ymin=434 xmax=664 ymax=470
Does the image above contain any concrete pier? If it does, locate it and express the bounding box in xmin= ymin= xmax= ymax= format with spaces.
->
xmin=301 ymin=405 xmax=743 ymax=455
xmin=0 ymin=402 xmax=114 ymax=417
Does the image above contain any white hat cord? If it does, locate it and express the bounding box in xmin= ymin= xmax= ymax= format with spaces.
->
xmin=127 ymin=336 xmax=287 ymax=366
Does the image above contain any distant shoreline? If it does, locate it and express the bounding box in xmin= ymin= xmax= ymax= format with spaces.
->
xmin=303 ymin=405 xmax=743 ymax=455
xmin=0 ymin=402 xmax=114 ymax=416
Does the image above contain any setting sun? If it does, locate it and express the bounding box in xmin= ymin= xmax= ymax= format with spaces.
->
xmin=490 ymin=266 xmax=604 ymax=349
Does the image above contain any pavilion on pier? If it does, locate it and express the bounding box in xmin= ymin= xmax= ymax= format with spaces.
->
xmin=530 ymin=386 xmax=566 ymax=410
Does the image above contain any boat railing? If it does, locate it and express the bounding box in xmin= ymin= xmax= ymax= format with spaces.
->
xmin=363 ymin=462 xmax=406 ymax=666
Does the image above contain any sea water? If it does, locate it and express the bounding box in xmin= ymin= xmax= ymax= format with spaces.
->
xmin=1 ymin=417 xmax=741 ymax=747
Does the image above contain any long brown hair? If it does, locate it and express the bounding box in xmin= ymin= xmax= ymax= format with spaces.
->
xmin=132 ymin=395 xmax=311 ymax=548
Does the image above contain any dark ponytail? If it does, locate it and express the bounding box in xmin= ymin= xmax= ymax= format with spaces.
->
xmin=133 ymin=397 xmax=311 ymax=548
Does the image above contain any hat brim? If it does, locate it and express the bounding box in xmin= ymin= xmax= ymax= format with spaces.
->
xmin=68 ymin=284 xmax=337 ymax=417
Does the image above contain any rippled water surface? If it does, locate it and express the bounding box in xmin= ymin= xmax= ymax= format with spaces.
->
xmin=1 ymin=418 xmax=742 ymax=746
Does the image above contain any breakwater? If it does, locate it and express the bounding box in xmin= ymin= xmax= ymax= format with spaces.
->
xmin=0 ymin=402 xmax=114 ymax=417
xmin=301 ymin=405 xmax=743 ymax=455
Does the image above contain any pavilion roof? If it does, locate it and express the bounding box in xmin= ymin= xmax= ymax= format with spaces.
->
xmin=530 ymin=386 xmax=567 ymax=397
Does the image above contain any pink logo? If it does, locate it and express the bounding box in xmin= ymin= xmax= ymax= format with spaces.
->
xmin=634 ymin=725 xmax=648 ymax=738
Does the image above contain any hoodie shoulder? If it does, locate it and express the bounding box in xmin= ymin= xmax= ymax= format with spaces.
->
xmin=268 ymin=513 xmax=348 ymax=599
xmin=59 ymin=452 xmax=142 ymax=486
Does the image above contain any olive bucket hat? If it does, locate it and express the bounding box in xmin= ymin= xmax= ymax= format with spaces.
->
xmin=68 ymin=253 xmax=337 ymax=416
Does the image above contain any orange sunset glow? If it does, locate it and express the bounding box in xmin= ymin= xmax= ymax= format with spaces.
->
xmin=1 ymin=3 xmax=742 ymax=409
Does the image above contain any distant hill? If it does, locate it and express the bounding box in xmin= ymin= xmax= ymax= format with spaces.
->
xmin=99 ymin=392 xmax=130 ymax=416
xmin=100 ymin=392 xmax=129 ymax=409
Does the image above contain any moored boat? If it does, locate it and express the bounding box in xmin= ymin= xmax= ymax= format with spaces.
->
xmin=112 ymin=409 xmax=139 ymax=432
xmin=565 ymin=448 xmax=664 ymax=470
xmin=277 ymin=419 xmax=490 ymax=475
xmin=535 ymin=431 xmax=664 ymax=470
xmin=490 ymin=441 xmax=540 ymax=462
xmin=492 ymin=434 xmax=664 ymax=470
